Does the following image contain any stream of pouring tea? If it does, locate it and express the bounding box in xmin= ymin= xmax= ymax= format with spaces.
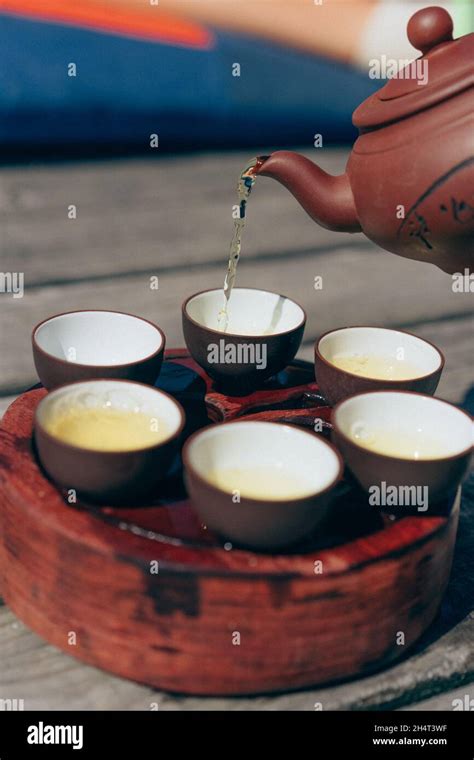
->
xmin=217 ymin=157 xmax=262 ymax=331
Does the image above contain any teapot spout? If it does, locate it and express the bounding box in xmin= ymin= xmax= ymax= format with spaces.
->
xmin=256 ymin=151 xmax=361 ymax=233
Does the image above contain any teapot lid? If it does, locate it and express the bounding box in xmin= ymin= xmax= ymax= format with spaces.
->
xmin=353 ymin=7 xmax=474 ymax=129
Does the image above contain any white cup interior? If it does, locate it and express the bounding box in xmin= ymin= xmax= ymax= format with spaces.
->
xmin=34 ymin=311 xmax=163 ymax=366
xmin=185 ymin=289 xmax=305 ymax=336
xmin=318 ymin=327 xmax=442 ymax=379
xmin=186 ymin=421 xmax=340 ymax=499
xmin=36 ymin=380 xmax=182 ymax=445
xmin=334 ymin=392 xmax=473 ymax=459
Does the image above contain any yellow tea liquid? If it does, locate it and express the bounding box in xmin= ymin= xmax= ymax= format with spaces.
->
xmin=206 ymin=466 xmax=313 ymax=500
xmin=45 ymin=406 xmax=169 ymax=451
xmin=353 ymin=428 xmax=445 ymax=460
xmin=217 ymin=158 xmax=260 ymax=331
xmin=332 ymin=353 xmax=422 ymax=380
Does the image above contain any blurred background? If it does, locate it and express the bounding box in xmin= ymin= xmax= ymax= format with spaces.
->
xmin=0 ymin=0 xmax=472 ymax=158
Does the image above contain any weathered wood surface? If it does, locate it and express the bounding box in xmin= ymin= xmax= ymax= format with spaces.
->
xmin=0 ymin=150 xmax=472 ymax=395
xmin=3 ymin=255 xmax=472 ymax=396
xmin=1 ymin=595 xmax=473 ymax=711
xmin=0 ymin=149 xmax=472 ymax=710
xmin=0 ymin=310 xmax=472 ymax=414
xmin=0 ymin=152 xmax=352 ymax=282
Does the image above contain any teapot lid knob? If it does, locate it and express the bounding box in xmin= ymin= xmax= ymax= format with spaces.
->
xmin=407 ymin=6 xmax=454 ymax=54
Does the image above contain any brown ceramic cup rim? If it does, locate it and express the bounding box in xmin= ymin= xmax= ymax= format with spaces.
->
xmin=32 ymin=310 xmax=166 ymax=371
xmin=182 ymin=287 xmax=307 ymax=340
xmin=332 ymin=389 xmax=473 ymax=464
xmin=315 ymin=325 xmax=445 ymax=384
xmin=35 ymin=378 xmax=186 ymax=456
xmin=182 ymin=419 xmax=344 ymax=506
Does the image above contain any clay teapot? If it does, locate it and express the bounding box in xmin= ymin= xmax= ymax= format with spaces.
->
xmin=255 ymin=6 xmax=473 ymax=274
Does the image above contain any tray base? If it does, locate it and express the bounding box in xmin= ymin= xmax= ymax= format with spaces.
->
xmin=0 ymin=352 xmax=459 ymax=695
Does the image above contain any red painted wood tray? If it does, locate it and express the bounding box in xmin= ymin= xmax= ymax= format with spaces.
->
xmin=0 ymin=350 xmax=459 ymax=695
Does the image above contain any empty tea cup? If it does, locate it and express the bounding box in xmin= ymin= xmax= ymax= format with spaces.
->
xmin=33 ymin=310 xmax=166 ymax=390
xmin=182 ymin=288 xmax=306 ymax=393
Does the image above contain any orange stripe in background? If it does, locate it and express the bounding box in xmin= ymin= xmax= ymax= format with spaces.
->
xmin=0 ymin=0 xmax=213 ymax=48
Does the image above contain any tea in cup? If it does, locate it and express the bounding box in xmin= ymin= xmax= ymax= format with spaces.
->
xmin=315 ymin=327 xmax=443 ymax=405
xmin=183 ymin=420 xmax=343 ymax=549
xmin=332 ymin=391 xmax=472 ymax=504
xmin=35 ymin=379 xmax=185 ymax=501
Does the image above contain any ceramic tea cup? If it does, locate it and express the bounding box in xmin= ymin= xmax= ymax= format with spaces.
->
xmin=183 ymin=420 xmax=343 ymax=550
xmin=32 ymin=310 xmax=166 ymax=390
xmin=315 ymin=327 xmax=443 ymax=405
xmin=35 ymin=379 xmax=185 ymax=502
xmin=182 ymin=288 xmax=306 ymax=393
xmin=332 ymin=391 xmax=473 ymax=505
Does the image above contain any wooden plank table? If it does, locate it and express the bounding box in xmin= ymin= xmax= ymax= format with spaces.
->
xmin=0 ymin=148 xmax=473 ymax=710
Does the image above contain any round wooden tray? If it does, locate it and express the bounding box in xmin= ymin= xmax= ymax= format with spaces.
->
xmin=0 ymin=350 xmax=459 ymax=696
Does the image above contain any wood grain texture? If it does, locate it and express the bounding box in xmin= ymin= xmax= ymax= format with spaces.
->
xmin=0 ymin=371 xmax=460 ymax=695
xmin=1 ymin=305 xmax=473 ymax=415
xmin=1 ymin=247 xmax=472 ymax=395
xmin=0 ymin=150 xmax=472 ymax=395
xmin=0 ymin=604 xmax=472 ymax=710
xmin=0 ymin=152 xmax=354 ymax=284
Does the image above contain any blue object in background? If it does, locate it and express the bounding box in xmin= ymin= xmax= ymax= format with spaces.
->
xmin=0 ymin=13 xmax=379 ymax=151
